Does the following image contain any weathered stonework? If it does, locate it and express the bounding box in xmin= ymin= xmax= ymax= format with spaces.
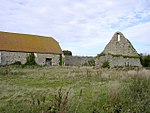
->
xmin=35 ymin=53 xmax=60 ymax=66
xmin=64 ymin=56 xmax=95 ymax=66
xmin=96 ymin=32 xmax=142 ymax=68
xmin=0 ymin=31 xmax=63 ymax=66
xmin=96 ymin=55 xmax=141 ymax=67
xmin=0 ymin=51 xmax=27 ymax=65
xmin=103 ymin=32 xmax=138 ymax=56
xmin=0 ymin=51 xmax=60 ymax=66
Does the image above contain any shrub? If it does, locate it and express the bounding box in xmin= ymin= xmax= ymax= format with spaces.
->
xmin=25 ymin=53 xmax=37 ymax=65
xmin=102 ymin=61 xmax=110 ymax=68
xmin=140 ymin=54 xmax=150 ymax=67
xmin=59 ymin=55 xmax=63 ymax=66
xmin=88 ymin=59 xmax=95 ymax=66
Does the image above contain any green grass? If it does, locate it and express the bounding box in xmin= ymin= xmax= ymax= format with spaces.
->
xmin=0 ymin=66 xmax=150 ymax=113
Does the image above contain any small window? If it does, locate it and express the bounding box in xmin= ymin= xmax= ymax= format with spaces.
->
xmin=118 ymin=34 xmax=120 ymax=41
xmin=45 ymin=58 xmax=52 ymax=66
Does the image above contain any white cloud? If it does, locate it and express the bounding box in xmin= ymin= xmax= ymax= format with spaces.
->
xmin=0 ymin=0 xmax=150 ymax=56
xmin=123 ymin=22 xmax=150 ymax=54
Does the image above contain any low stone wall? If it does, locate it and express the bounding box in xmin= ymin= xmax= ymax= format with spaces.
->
xmin=64 ymin=56 xmax=95 ymax=66
xmin=96 ymin=55 xmax=142 ymax=68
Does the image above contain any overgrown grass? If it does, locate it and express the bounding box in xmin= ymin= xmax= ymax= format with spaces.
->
xmin=0 ymin=66 xmax=150 ymax=113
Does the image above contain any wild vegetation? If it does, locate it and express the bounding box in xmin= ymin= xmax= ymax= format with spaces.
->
xmin=101 ymin=60 xmax=110 ymax=68
xmin=140 ymin=54 xmax=150 ymax=67
xmin=25 ymin=53 xmax=37 ymax=65
xmin=0 ymin=66 xmax=150 ymax=113
xmin=63 ymin=50 xmax=72 ymax=56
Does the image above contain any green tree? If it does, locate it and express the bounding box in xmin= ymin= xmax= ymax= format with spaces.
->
xmin=140 ymin=54 xmax=150 ymax=67
xmin=63 ymin=50 xmax=72 ymax=56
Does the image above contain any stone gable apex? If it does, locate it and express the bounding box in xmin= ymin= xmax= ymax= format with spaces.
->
xmin=103 ymin=32 xmax=139 ymax=56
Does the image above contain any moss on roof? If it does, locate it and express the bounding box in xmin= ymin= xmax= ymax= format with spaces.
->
xmin=0 ymin=31 xmax=62 ymax=54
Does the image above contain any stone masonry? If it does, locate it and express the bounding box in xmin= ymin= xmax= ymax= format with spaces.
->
xmin=103 ymin=32 xmax=138 ymax=56
xmin=0 ymin=51 xmax=60 ymax=66
xmin=96 ymin=32 xmax=142 ymax=68
xmin=64 ymin=56 xmax=95 ymax=66
xmin=96 ymin=55 xmax=141 ymax=67
xmin=0 ymin=51 xmax=27 ymax=65
xmin=35 ymin=53 xmax=60 ymax=66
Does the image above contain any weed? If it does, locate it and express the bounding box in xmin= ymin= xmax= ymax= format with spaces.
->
xmin=0 ymin=66 xmax=150 ymax=113
xmin=101 ymin=60 xmax=110 ymax=68
xmin=54 ymin=87 xmax=70 ymax=113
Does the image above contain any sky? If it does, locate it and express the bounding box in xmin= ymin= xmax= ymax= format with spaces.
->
xmin=0 ymin=0 xmax=150 ymax=56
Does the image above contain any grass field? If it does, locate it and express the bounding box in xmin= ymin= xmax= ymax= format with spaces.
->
xmin=0 ymin=66 xmax=150 ymax=113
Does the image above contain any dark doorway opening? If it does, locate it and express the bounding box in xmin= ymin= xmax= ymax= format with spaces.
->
xmin=45 ymin=58 xmax=52 ymax=66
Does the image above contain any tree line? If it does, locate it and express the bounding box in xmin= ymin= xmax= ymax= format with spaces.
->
xmin=140 ymin=54 xmax=150 ymax=67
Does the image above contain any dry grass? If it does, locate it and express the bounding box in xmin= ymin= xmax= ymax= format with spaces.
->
xmin=0 ymin=66 xmax=150 ymax=113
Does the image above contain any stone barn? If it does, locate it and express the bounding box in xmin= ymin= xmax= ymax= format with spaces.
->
xmin=96 ymin=32 xmax=142 ymax=68
xmin=0 ymin=31 xmax=63 ymax=66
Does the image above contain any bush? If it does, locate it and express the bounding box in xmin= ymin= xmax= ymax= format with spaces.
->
xmin=25 ymin=53 xmax=37 ymax=65
xmin=102 ymin=61 xmax=110 ymax=68
xmin=140 ymin=54 xmax=150 ymax=67
xmin=88 ymin=59 xmax=95 ymax=66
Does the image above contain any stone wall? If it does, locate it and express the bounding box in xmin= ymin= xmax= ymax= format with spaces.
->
xmin=96 ymin=55 xmax=142 ymax=68
xmin=0 ymin=51 xmax=27 ymax=65
xmin=103 ymin=32 xmax=139 ymax=56
xmin=64 ymin=56 xmax=95 ymax=66
xmin=0 ymin=51 xmax=60 ymax=66
xmin=35 ymin=53 xmax=60 ymax=66
xmin=96 ymin=32 xmax=142 ymax=68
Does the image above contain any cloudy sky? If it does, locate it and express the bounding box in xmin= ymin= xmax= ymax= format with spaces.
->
xmin=0 ymin=0 xmax=150 ymax=56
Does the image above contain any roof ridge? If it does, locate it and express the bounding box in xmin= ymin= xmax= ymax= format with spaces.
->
xmin=0 ymin=31 xmax=53 ymax=39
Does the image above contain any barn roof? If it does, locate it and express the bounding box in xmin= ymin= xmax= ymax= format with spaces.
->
xmin=0 ymin=31 xmax=62 ymax=54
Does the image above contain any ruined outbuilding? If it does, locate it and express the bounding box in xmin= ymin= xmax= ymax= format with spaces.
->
xmin=96 ymin=32 xmax=142 ymax=68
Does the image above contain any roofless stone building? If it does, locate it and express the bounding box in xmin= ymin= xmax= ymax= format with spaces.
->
xmin=96 ymin=32 xmax=142 ymax=68
xmin=0 ymin=31 xmax=63 ymax=66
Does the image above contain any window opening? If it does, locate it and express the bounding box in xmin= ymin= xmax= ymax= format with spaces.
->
xmin=118 ymin=34 xmax=120 ymax=41
xmin=45 ymin=58 xmax=52 ymax=66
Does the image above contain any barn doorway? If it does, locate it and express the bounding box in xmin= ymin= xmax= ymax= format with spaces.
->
xmin=45 ymin=58 xmax=52 ymax=66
